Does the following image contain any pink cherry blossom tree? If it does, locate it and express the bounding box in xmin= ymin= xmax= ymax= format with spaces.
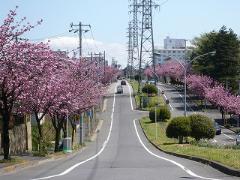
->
xmin=0 ymin=8 xmax=42 ymax=159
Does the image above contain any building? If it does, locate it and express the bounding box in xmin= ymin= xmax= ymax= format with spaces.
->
xmin=155 ymin=36 xmax=191 ymax=64
xmin=154 ymin=48 xmax=191 ymax=64
xmin=164 ymin=36 xmax=186 ymax=49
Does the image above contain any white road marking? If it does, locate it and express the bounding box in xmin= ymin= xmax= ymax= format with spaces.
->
xmin=127 ymin=82 xmax=134 ymax=111
xmin=169 ymin=103 xmax=174 ymax=111
xmin=157 ymin=86 xmax=174 ymax=111
xmin=163 ymin=94 xmax=168 ymax=100
xmin=133 ymin=119 xmax=221 ymax=180
xmin=31 ymin=87 xmax=117 ymax=180
xmin=222 ymin=133 xmax=234 ymax=140
xmin=212 ymin=139 xmax=218 ymax=143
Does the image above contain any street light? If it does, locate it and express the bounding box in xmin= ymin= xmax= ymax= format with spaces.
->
xmin=175 ymin=51 xmax=216 ymax=117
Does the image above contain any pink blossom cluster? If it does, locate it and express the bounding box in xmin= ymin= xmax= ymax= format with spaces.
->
xmin=186 ymin=74 xmax=240 ymax=115
xmin=144 ymin=60 xmax=240 ymax=115
xmin=0 ymin=8 xmax=115 ymax=121
xmin=0 ymin=7 xmax=121 ymax=159
xmin=144 ymin=60 xmax=186 ymax=81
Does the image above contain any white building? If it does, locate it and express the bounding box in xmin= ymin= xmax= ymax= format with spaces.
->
xmin=155 ymin=37 xmax=191 ymax=64
xmin=164 ymin=36 xmax=186 ymax=49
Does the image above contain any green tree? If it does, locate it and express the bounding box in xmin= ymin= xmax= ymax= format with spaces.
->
xmin=166 ymin=116 xmax=191 ymax=144
xmin=192 ymin=26 xmax=240 ymax=92
xmin=142 ymin=84 xmax=158 ymax=95
xmin=189 ymin=114 xmax=215 ymax=141
xmin=149 ymin=106 xmax=171 ymax=122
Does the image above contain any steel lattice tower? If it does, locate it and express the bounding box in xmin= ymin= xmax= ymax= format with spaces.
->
xmin=128 ymin=0 xmax=140 ymax=79
xmin=137 ymin=0 xmax=159 ymax=93
xmin=127 ymin=22 xmax=133 ymax=78
xmin=139 ymin=0 xmax=159 ymax=73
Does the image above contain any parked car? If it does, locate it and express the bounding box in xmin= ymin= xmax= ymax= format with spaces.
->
xmin=121 ymin=80 xmax=126 ymax=85
xmin=117 ymin=85 xmax=123 ymax=94
xmin=236 ymin=133 xmax=240 ymax=145
xmin=214 ymin=122 xmax=221 ymax=135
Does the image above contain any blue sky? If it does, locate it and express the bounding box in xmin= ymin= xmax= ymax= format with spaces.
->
xmin=1 ymin=0 xmax=240 ymax=67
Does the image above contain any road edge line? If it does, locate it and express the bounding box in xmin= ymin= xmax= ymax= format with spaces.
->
xmin=133 ymin=119 xmax=221 ymax=180
xmin=137 ymin=119 xmax=240 ymax=177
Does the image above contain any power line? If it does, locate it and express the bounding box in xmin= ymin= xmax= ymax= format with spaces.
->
xmin=29 ymin=31 xmax=69 ymax=41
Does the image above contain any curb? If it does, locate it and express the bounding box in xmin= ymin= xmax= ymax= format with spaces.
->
xmin=138 ymin=119 xmax=240 ymax=177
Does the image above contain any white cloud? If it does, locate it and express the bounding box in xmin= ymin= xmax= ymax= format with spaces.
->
xmin=43 ymin=36 xmax=127 ymax=68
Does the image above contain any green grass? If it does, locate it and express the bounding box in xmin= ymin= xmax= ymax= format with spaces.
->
xmin=129 ymin=80 xmax=139 ymax=94
xmin=140 ymin=117 xmax=240 ymax=170
xmin=129 ymin=80 xmax=165 ymax=110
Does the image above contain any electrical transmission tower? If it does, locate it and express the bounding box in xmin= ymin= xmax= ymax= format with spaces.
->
xmin=127 ymin=22 xmax=133 ymax=79
xmin=128 ymin=0 xmax=161 ymax=94
xmin=139 ymin=0 xmax=159 ymax=77
xmin=128 ymin=0 xmax=140 ymax=79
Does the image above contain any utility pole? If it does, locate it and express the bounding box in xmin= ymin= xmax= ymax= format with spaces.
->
xmin=103 ymin=51 xmax=106 ymax=76
xmin=69 ymin=22 xmax=91 ymax=59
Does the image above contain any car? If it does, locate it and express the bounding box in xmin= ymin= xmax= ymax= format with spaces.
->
xmin=236 ymin=133 xmax=240 ymax=145
xmin=214 ymin=122 xmax=221 ymax=135
xmin=121 ymin=80 xmax=126 ymax=85
xmin=148 ymin=80 xmax=156 ymax=84
xmin=117 ymin=85 xmax=123 ymax=94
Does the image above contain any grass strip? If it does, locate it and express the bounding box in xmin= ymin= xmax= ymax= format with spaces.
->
xmin=140 ymin=117 xmax=240 ymax=170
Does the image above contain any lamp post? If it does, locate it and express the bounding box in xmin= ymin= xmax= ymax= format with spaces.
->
xmin=174 ymin=51 xmax=216 ymax=117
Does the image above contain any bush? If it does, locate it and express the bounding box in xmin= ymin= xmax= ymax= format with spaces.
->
xmin=166 ymin=116 xmax=191 ymax=144
xmin=189 ymin=114 xmax=215 ymax=141
xmin=149 ymin=107 xmax=161 ymax=122
xmin=159 ymin=106 xmax=171 ymax=121
xmin=142 ymin=84 xmax=158 ymax=96
xmin=149 ymin=106 xmax=171 ymax=122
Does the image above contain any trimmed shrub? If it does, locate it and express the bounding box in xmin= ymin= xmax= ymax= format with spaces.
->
xmin=149 ymin=107 xmax=161 ymax=122
xmin=189 ymin=114 xmax=215 ymax=141
xmin=149 ymin=106 xmax=171 ymax=122
xmin=159 ymin=106 xmax=171 ymax=121
xmin=166 ymin=116 xmax=191 ymax=144
xmin=142 ymin=84 xmax=158 ymax=96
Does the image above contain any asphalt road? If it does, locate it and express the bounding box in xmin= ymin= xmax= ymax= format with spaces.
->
xmin=157 ymin=83 xmax=237 ymax=146
xmin=0 ymin=82 xmax=238 ymax=180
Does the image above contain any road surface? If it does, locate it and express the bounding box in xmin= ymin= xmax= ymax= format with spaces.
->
xmin=0 ymin=82 xmax=237 ymax=180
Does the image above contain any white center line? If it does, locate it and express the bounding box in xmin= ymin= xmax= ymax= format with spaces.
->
xmin=222 ymin=133 xmax=234 ymax=140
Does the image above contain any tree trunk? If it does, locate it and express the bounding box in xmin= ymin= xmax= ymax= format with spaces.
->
xmin=63 ymin=121 xmax=67 ymax=138
xmin=35 ymin=113 xmax=43 ymax=152
xmin=179 ymin=136 xmax=183 ymax=144
xmin=71 ymin=128 xmax=75 ymax=148
xmin=51 ymin=115 xmax=64 ymax=152
xmin=54 ymin=127 xmax=61 ymax=152
xmin=2 ymin=111 xmax=10 ymax=160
